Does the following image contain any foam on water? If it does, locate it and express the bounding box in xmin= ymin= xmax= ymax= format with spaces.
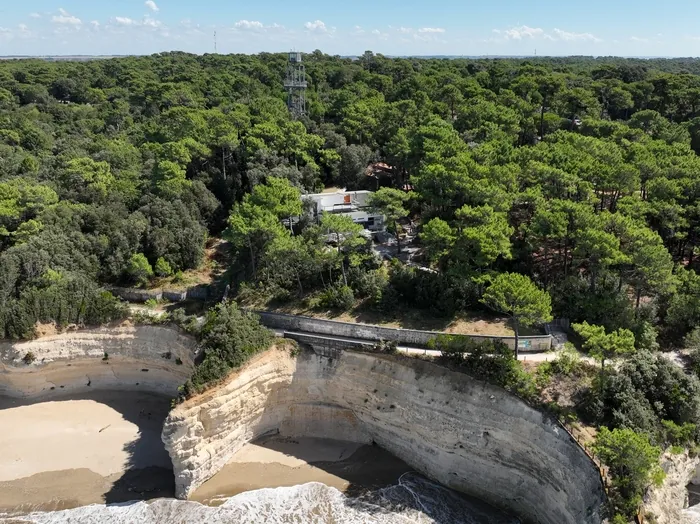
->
xmin=5 ymin=474 xmax=519 ymax=524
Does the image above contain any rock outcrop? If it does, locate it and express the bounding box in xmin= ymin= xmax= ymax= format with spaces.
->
xmin=645 ymin=451 xmax=700 ymax=524
xmin=0 ymin=325 xmax=195 ymax=398
xmin=163 ymin=347 xmax=605 ymax=524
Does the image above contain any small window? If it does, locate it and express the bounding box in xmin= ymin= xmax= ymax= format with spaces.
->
xmin=367 ymin=217 xmax=375 ymax=226
xmin=343 ymin=194 xmax=351 ymax=204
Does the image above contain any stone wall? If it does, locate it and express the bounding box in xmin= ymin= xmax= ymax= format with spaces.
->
xmin=0 ymin=325 xmax=196 ymax=398
xmin=163 ymin=347 xmax=604 ymax=524
xmin=253 ymin=310 xmax=553 ymax=351
xmin=110 ymin=284 xmax=217 ymax=303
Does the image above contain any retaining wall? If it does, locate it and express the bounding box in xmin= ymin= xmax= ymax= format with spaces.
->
xmin=110 ymin=284 xmax=217 ymax=303
xmin=253 ymin=310 xmax=552 ymax=352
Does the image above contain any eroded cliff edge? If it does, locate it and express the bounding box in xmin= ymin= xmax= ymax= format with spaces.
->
xmin=0 ymin=325 xmax=196 ymax=398
xmin=162 ymin=347 xmax=605 ymax=524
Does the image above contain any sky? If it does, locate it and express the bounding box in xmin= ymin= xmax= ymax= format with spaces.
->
xmin=2 ymin=1 xmax=700 ymax=57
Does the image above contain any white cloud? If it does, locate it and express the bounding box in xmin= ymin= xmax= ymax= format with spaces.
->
xmin=114 ymin=17 xmax=136 ymax=26
xmin=145 ymin=0 xmax=159 ymax=12
xmin=18 ymin=24 xmax=28 ymax=31
xmin=492 ymin=25 xmax=601 ymax=43
xmin=418 ymin=27 xmax=445 ymax=33
xmin=143 ymin=17 xmax=162 ymax=28
xmin=110 ymin=16 xmax=164 ymax=31
xmin=304 ymin=20 xmax=329 ymax=33
xmin=233 ymin=20 xmax=284 ymax=33
xmin=235 ymin=20 xmax=264 ymax=30
xmin=494 ymin=25 xmax=544 ymax=40
xmin=630 ymin=36 xmax=649 ymax=42
xmin=52 ymin=8 xmax=82 ymax=25
xmin=29 ymin=13 xmax=41 ymax=19
xmin=370 ymin=29 xmax=389 ymax=40
xmin=552 ymin=28 xmax=601 ymax=42
xmin=398 ymin=27 xmax=413 ymax=34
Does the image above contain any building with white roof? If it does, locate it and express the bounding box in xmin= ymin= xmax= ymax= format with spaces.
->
xmin=303 ymin=190 xmax=384 ymax=231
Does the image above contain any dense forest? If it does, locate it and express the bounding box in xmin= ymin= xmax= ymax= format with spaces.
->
xmin=4 ymin=51 xmax=700 ymax=520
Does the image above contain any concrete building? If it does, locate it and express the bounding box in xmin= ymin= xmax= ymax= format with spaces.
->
xmin=304 ymin=190 xmax=384 ymax=232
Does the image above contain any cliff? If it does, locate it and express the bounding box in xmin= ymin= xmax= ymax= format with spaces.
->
xmin=645 ymin=451 xmax=700 ymax=524
xmin=0 ymin=324 xmax=196 ymax=398
xmin=162 ymin=347 xmax=605 ymax=524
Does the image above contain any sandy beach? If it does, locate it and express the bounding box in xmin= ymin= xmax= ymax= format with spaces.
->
xmin=191 ymin=435 xmax=414 ymax=504
xmin=0 ymin=391 xmax=174 ymax=514
xmin=0 ymin=393 xmax=413 ymax=517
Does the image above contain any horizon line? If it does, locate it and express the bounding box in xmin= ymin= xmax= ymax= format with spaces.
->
xmin=1 ymin=53 xmax=700 ymax=60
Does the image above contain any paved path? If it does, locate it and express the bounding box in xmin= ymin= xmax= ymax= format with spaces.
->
xmin=280 ymin=329 xmax=573 ymax=363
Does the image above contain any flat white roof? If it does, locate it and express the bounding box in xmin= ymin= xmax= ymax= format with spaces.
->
xmin=304 ymin=190 xmax=373 ymax=209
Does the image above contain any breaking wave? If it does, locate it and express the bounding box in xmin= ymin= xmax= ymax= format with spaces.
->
xmin=4 ymin=473 xmax=519 ymax=524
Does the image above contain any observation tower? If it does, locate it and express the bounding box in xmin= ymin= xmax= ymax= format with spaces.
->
xmin=284 ymin=51 xmax=307 ymax=117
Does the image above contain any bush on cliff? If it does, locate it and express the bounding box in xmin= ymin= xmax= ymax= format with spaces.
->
xmin=583 ymin=351 xmax=700 ymax=446
xmin=181 ymin=301 xmax=273 ymax=398
xmin=592 ymin=427 xmax=665 ymax=518
xmin=0 ymin=271 xmax=128 ymax=339
xmin=430 ymin=335 xmax=538 ymax=401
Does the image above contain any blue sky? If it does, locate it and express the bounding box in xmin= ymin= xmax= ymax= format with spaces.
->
xmin=2 ymin=0 xmax=700 ymax=56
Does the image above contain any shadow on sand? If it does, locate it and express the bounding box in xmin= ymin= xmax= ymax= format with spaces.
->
xmin=190 ymin=345 xmax=518 ymax=523
xmin=0 ymin=389 xmax=175 ymax=508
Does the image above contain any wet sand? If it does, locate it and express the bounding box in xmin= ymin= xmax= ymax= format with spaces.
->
xmin=0 ymin=391 xmax=173 ymax=514
xmin=191 ymin=436 xmax=414 ymax=504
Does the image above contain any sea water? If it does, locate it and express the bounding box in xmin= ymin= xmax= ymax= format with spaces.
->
xmin=4 ymin=473 xmax=519 ymax=524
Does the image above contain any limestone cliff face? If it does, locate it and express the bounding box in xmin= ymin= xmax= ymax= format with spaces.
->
xmin=163 ymin=348 xmax=605 ymax=524
xmin=645 ymin=451 xmax=700 ymax=524
xmin=0 ymin=325 xmax=195 ymax=398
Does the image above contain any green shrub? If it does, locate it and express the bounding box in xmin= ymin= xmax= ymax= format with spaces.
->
xmin=144 ymin=298 xmax=159 ymax=309
xmin=550 ymin=344 xmax=582 ymax=375
xmin=180 ymin=301 xmax=272 ymax=399
xmin=662 ymin=420 xmax=697 ymax=447
xmin=590 ymin=351 xmax=700 ymax=443
xmin=535 ymin=361 xmax=554 ymax=388
xmin=315 ymin=284 xmax=355 ymax=310
xmin=372 ymin=339 xmax=398 ymax=354
xmin=427 ymin=333 xmax=472 ymax=359
xmin=386 ymin=262 xmax=460 ymax=317
xmin=592 ymin=427 xmax=664 ymax=518
xmin=0 ymin=273 xmax=127 ymax=339
xmin=126 ymin=253 xmax=153 ymax=286
xmin=429 ymin=335 xmax=538 ymax=400
xmin=348 ymin=267 xmax=387 ymax=300
xmin=686 ymin=328 xmax=700 ymax=376
xmin=154 ymin=257 xmax=173 ymax=277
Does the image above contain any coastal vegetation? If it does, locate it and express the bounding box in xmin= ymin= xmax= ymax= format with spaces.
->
xmin=3 ymin=52 xmax=700 ymax=520
xmin=179 ymin=301 xmax=273 ymax=398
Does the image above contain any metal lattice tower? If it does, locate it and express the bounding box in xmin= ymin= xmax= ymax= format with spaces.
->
xmin=284 ymin=51 xmax=307 ymax=117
